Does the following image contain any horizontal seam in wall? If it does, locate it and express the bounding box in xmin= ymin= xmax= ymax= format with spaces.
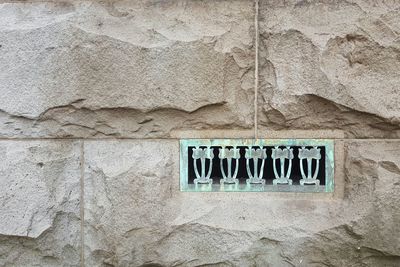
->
xmin=0 ymin=138 xmax=399 ymax=141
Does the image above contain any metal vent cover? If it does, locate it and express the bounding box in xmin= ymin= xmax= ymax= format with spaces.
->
xmin=180 ymin=139 xmax=334 ymax=192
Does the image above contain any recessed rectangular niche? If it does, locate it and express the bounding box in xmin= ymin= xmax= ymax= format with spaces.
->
xmin=180 ymin=139 xmax=334 ymax=192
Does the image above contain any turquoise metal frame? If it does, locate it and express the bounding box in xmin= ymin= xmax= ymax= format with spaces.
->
xmin=180 ymin=139 xmax=334 ymax=192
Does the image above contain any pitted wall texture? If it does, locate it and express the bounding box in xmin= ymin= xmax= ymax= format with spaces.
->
xmin=0 ymin=1 xmax=399 ymax=267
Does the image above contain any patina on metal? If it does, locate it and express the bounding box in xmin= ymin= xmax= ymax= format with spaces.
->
xmin=298 ymin=146 xmax=321 ymax=186
xmin=272 ymin=146 xmax=294 ymax=185
xmin=245 ymin=147 xmax=267 ymax=185
xmin=180 ymin=139 xmax=334 ymax=193
xmin=219 ymin=147 xmax=240 ymax=185
xmin=192 ymin=146 xmax=214 ymax=185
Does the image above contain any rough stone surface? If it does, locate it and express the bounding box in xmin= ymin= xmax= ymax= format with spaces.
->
xmin=84 ymin=140 xmax=400 ymax=266
xmin=259 ymin=0 xmax=400 ymax=138
xmin=1 ymin=1 xmax=400 ymax=266
xmin=0 ymin=141 xmax=81 ymax=267
xmin=0 ymin=0 xmax=254 ymax=138
xmin=83 ymin=140 xmax=179 ymax=266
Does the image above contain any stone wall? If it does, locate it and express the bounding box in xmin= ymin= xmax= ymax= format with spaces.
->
xmin=0 ymin=1 xmax=399 ymax=266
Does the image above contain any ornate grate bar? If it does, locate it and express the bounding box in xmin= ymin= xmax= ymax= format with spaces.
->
xmin=180 ymin=139 xmax=334 ymax=192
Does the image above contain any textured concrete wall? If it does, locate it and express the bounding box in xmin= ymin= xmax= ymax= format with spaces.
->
xmin=0 ymin=1 xmax=399 ymax=266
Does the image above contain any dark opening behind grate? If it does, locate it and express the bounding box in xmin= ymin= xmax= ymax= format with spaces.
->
xmin=187 ymin=146 xmax=326 ymax=185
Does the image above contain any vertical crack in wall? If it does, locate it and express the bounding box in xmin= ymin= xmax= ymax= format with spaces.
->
xmin=254 ymin=0 xmax=259 ymax=139
xmin=80 ymin=140 xmax=85 ymax=267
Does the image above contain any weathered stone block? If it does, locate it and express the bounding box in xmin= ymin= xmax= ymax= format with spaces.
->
xmin=83 ymin=140 xmax=179 ymax=266
xmin=84 ymin=140 xmax=400 ymax=266
xmin=0 ymin=140 xmax=81 ymax=267
xmin=0 ymin=1 xmax=254 ymax=138
xmin=259 ymin=0 xmax=400 ymax=138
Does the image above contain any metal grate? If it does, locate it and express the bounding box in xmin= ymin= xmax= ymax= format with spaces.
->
xmin=180 ymin=139 xmax=334 ymax=192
